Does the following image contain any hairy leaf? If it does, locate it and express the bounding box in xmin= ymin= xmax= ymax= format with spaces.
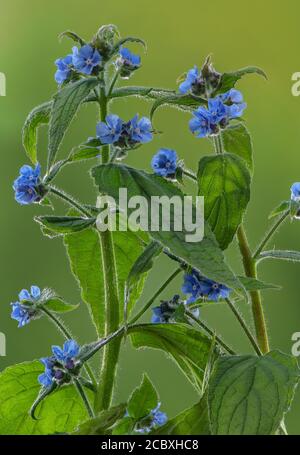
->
xmin=48 ymin=78 xmax=99 ymax=169
xmin=208 ymin=351 xmax=299 ymax=435
xmin=269 ymin=201 xmax=290 ymax=219
xmin=216 ymin=66 xmax=267 ymax=94
xmin=127 ymin=374 xmax=158 ymax=420
xmin=198 ymin=153 xmax=251 ymax=249
xmin=237 ymin=276 xmax=280 ymax=291
xmin=150 ymin=93 xmax=206 ymax=120
xmin=35 ymin=216 xmax=96 ymax=235
xmin=92 ymin=163 xmax=240 ymax=290
xmin=59 ymin=30 xmax=86 ymax=46
xmin=222 ymin=123 xmax=253 ymax=172
xmin=258 ymin=250 xmax=300 ymax=263
xmin=22 ymin=101 xmax=51 ymax=164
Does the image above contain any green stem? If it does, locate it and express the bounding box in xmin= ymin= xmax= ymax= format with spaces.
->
xmin=237 ymin=225 xmax=269 ymax=353
xmin=94 ymin=82 xmax=121 ymax=412
xmin=107 ymin=70 xmax=120 ymax=98
xmin=182 ymin=168 xmax=197 ymax=182
xmin=49 ymin=186 xmax=92 ymax=218
xmin=74 ymin=378 xmax=95 ymax=418
xmin=253 ymin=210 xmax=289 ymax=260
xmin=212 ymin=134 xmax=222 ymax=154
xmin=185 ymin=311 xmax=235 ymax=355
xmin=225 ymin=297 xmax=262 ymax=356
xmin=129 ymin=268 xmax=182 ymax=325
xmin=39 ymin=306 xmax=97 ymax=388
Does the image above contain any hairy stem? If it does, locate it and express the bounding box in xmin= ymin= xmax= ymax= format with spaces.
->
xmin=253 ymin=210 xmax=289 ymax=260
xmin=49 ymin=186 xmax=92 ymax=218
xmin=94 ymin=83 xmax=121 ymax=412
xmin=237 ymin=225 xmax=269 ymax=353
xmin=74 ymin=378 xmax=95 ymax=418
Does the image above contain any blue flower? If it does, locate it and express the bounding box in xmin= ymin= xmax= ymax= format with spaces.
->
xmin=38 ymin=340 xmax=80 ymax=387
xmin=13 ymin=163 xmax=42 ymax=205
xmin=179 ymin=66 xmax=205 ymax=95
xmin=72 ymin=45 xmax=101 ymax=75
xmin=151 ymin=149 xmax=177 ymax=177
xmin=54 ymin=54 xmax=73 ymax=84
xmin=117 ymin=47 xmax=141 ymax=78
xmin=182 ymin=271 xmax=231 ymax=303
xmin=208 ymin=97 xmax=228 ymax=124
xmin=221 ymin=89 xmax=247 ymax=118
xmin=151 ymin=295 xmax=181 ymax=323
xmin=135 ymin=403 xmax=167 ymax=434
xmin=11 ymin=286 xmax=41 ymax=327
xmin=291 ymin=182 xmax=300 ymax=201
xmin=189 ymin=107 xmax=213 ymax=138
xmin=130 ymin=115 xmax=153 ymax=143
xmin=96 ymin=114 xmax=123 ymax=144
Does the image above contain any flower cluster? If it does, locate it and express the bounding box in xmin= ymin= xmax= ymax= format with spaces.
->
xmin=179 ymin=63 xmax=221 ymax=96
xmin=152 ymin=294 xmax=182 ymax=323
xmin=55 ymin=44 xmax=102 ymax=84
xmin=38 ymin=340 xmax=81 ymax=388
xmin=134 ymin=403 xmax=167 ymax=434
xmin=182 ymin=270 xmax=231 ymax=303
xmin=151 ymin=148 xmax=177 ymax=178
xmin=96 ymin=114 xmax=152 ymax=147
xmin=13 ymin=164 xmax=45 ymax=205
xmin=11 ymin=286 xmax=42 ymax=327
xmin=116 ymin=47 xmax=141 ymax=79
xmin=189 ymin=89 xmax=246 ymax=138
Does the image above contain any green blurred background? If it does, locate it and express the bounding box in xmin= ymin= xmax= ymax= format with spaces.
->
xmin=1 ymin=0 xmax=300 ymax=434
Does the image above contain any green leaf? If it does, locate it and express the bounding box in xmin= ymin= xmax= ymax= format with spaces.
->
xmin=112 ymin=416 xmax=135 ymax=435
xmin=150 ymin=93 xmax=206 ymax=120
xmin=216 ymin=66 xmax=267 ymax=94
xmin=198 ymin=153 xmax=251 ymax=250
xmin=0 ymin=361 xmax=90 ymax=435
xmin=222 ymin=123 xmax=253 ymax=172
xmin=35 ymin=215 xmax=96 ymax=235
xmin=208 ymin=351 xmax=299 ymax=435
xmin=73 ymin=404 xmax=126 ymax=435
xmin=40 ymin=290 xmax=79 ymax=312
xmin=258 ymin=250 xmax=300 ymax=263
xmin=68 ymin=146 xmax=101 ymax=162
xmin=110 ymin=86 xmax=175 ymax=101
xmin=130 ymin=323 xmax=219 ymax=391
xmin=237 ymin=276 xmax=280 ymax=291
xmin=22 ymin=101 xmax=52 ymax=164
xmin=127 ymin=374 xmax=158 ymax=420
xmin=110 ymin=36 xmax=147 ymax=56
xmin=64 ymin=227 xmax=105 ymax=336
xmin=92 ymin=163 xmax=240 ymax=290
xmin=153 ymin=394 xmax=211 ymax=435
xmin=59 ymin=30 xmax=86 ymax=46
xmin=48 ymin=78 xmax=99 ymax=169
xmin=269 ymin=201 xmax=290 ymax=219
xmin=125 ymin=240 xmax=162 ymax=319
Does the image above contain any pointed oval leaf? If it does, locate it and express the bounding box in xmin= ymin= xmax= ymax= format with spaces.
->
xmin=216 ymin=66 xmax=267 ymax=94
xmin=222 ymin=123 xmax=253 ymax=172
xmin=127 ymin=374 xmax=158 ymax=420
xmin=35 ymin=216 xmax=96 ymax=234
xmin=22 ymin=101 xmax=52 ymax=164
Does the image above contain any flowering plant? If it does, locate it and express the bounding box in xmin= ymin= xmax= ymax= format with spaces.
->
xmin=1 ymin=24 xmax=300 ymax=435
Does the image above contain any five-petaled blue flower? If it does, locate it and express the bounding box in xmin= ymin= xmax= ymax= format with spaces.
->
xmin=291 ymin=182 xmax=300 ymax=201
xmin=11 ymin=286 xmax=41 ymax=327
xmin=135 ymin=403 xmax=167 ymax=434
xmin=13 ymin=163 xmax=42 ymax=205
xmin=182 ymin=270 xmax=231 ymax=303
xmin=130 ymin=114 xmax=153 ymax=143
xmin=117 ymin=47 xmax=141 ymax=78
xmin=96 ymin=114 xmax=123 ymax=144
xmin=151 ymin=149 xmax=177 ymax=177
xmin=179 ymin=66 xmax=205 ymax=95
xmin=72 ymin=45 xmax=101 ymax=75
xmin=54 ymin=54 xmax=73 ymax=84
xmin=38 ymin=340 xmax=80 ymax=388
xmin=189 ymin=107 xmax=213 ymax=138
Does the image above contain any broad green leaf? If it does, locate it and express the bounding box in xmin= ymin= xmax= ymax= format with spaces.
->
xmin=216 ymin=66 xmax=267 ymax=94
xmin=153 ymin=394 xmax=211 ymax=435
xmin=92 ymin=163 xmax=240 ymax=290
xmin=269 ymin=201 xmax=290 ymax=219
xmin=59 ymin=30 xmax=86 ymax=46
xmin=150 ymin=93 xmax=206 ymax=120
xmin=73 ymin=404 xmax=126 ymax=435
xmin=222 ymin=123 xmax=253 ymax=172
xmin=22 ymin=101 xmax=52 ymax=164
xmin=48 ymin=78 xmax=99 ymax=169
xmin=0 ymin=361 xmax=89 ymax=435
xmin=125 ymin=240 xmax=162 ymax=319
xmin=110 ymin=86 xmax=175 ymax=101
xmin=237 ymin=276 xmax=280 ymax=291
xmin=208 ymin=351 xmax=299 ymax=435
xmin=128 ymin=374 xmax=158 ymax=420
xmin=35 ymin=215 xmax=96 ymax=234
xmin=198 ymin=153 xmax=251 ymax=250
xmin=69 ymin=146 xmax=101 ymax=162
xmin=258 ymin=250 xmax=300 ymax=263
xmin=130 ymin=323 xmax=219 ymax=391
xmin=64 ymin=227 xmax=104 ymax=335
